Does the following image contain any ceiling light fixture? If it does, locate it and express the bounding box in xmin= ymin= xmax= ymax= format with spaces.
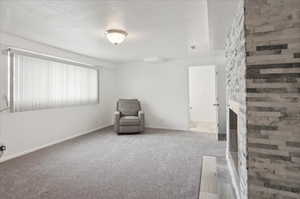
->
xmin=105 ymin=29 xmax=128 ymax=45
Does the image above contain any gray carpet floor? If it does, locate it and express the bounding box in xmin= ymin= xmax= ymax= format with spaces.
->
xmin=0 ymin=127 xmax=225 ymax=199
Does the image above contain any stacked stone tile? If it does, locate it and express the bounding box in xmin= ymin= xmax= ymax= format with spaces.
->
xmin=226 ymin=0 xmax=300 ymax=198
xmin=245 ymin=0 xmax=300 ymax=198
xmin=225 ymin=1 xmax=248 ymax=198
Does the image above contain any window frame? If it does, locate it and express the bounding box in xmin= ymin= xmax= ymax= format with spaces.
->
xmin=7 ymin=48 xmax=100 ymax=112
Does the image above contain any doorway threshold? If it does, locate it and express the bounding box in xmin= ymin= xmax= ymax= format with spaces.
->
xmin=189 ymin=121 xmax=217 ymax=134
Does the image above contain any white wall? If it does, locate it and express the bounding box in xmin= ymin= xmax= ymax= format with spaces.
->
xmin=216 ymin=63 xmax=227 ymax=137
xmin=116 ymin=56 xmax=227 ymax=132
xmin=188 ymin=66 xmax=216 ymax=123
xmin=207 ymin=0 xmax=239 ymax=50
xmin=0 ymin=32 xmax=117 ymax=161
xmin=116 ymin=61 xmax=189 ymax=130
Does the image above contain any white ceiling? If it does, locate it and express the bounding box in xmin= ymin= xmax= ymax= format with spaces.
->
xmin=0 ymin=0 xmax=238 ymax=64
xmin=207 ymin=0 xmax=239 ymax=50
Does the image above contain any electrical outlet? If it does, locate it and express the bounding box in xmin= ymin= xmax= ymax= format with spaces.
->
xmin=0 ymin=144 xmax=6 ymax=152
xmin=4 ymin=95 xmax=9 ymax=107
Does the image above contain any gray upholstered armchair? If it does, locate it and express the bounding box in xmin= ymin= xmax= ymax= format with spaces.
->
xmin=114 ymin=99 xmax=145 ymax=134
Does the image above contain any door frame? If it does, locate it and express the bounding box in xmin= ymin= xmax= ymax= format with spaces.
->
xmin=186 ymin=65 xmax=219 ymax=135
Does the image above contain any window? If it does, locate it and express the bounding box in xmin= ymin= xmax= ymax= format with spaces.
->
xmin=8 ymin=49 xmax=99 ymax=112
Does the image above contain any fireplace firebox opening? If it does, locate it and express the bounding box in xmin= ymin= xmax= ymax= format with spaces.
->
xmin=229 ymin=108 xmax=239 ymax=177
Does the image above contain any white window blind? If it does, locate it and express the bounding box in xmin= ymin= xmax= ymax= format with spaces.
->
xmin=9 ymin=50 xmax=99 ymax=112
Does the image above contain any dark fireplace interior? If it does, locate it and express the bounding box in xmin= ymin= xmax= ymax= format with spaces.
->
xmin=229 ymin=108 xmax=239 ymax=176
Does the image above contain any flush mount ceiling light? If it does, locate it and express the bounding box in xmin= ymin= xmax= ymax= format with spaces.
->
xmin=105 ymin=29 xmax=128 ymax=45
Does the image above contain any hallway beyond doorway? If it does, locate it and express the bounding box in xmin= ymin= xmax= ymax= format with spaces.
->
xmin=189 ymin=121 xmax=217 ymax=134
xmin=188 ymin=65 xmax=218 ymax=135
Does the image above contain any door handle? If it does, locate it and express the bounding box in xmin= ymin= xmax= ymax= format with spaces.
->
xmin=213 ymin=104 xmax=219 ymax=106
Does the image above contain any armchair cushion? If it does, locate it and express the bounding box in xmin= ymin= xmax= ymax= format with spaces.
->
xmin=117 ymin=99 xmax=140 ymax=116
xmin=120 ymin=116 xmax=140 ymax=126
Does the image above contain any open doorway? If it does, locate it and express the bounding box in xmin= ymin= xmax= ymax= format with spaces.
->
xmin=188 ymin=65 xmax=218 ymax=134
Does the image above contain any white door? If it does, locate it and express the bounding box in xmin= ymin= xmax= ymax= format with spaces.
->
xmin=0 ymin=49 xmax=7 ymax=158
xmin=188 ymin=66 xmax=218 ymax=134
xmin=0 ymin=112 xmax=3 ymax=158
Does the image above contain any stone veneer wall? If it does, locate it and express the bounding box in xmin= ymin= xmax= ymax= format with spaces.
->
xmin=226 ymin=0 xmax=300 ymax=199
xmin=245 ymin=0 xmax=300 ymax=198
xmin=225 ymin=1 xmax=248 ymax=198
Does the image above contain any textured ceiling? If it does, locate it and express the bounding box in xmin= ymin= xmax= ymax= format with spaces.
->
xmin=0 ymin=0 xmax=238 ymax=64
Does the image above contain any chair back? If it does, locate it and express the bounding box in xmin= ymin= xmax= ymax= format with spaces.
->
xmin=117 ymin=99 xmax=141 ymax=116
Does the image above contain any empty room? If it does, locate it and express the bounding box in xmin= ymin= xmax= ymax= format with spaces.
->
xmin=0 ymin=0 xmax=300 ymax=199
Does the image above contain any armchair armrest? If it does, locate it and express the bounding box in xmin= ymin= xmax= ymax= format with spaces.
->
xmin=138 ymin=111 xmax=144 ymax=120
xmin=114 ymin=111 xmax=120 ymax=119
xmin=138 ymin=111 xmax=145 ymax=132
xmin=114 ymin=111 xmax=121 ymax=132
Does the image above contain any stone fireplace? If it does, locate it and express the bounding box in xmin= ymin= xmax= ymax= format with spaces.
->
xmin=226 ymin=0 xmax=300 ymax=199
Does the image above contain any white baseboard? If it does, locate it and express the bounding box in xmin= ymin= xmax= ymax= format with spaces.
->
xmin=0 ymin=124 xmax=112 ymax=163
xmin=146 ymin=126 xmax=187 ymax=132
